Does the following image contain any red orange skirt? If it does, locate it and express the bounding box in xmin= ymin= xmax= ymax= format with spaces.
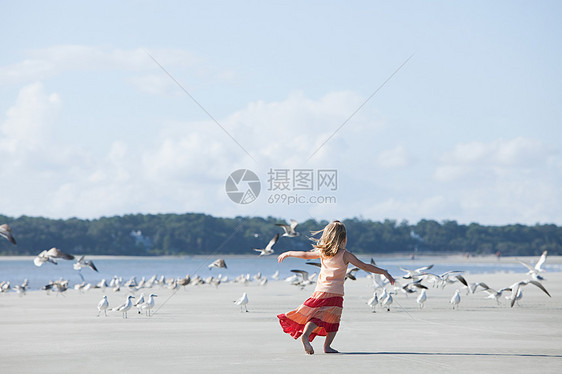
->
xmin=277 ymin=291 xmax=343 ymax=342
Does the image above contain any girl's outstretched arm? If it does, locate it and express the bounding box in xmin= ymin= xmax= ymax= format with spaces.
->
xmin=278 ymin=250 xmax=320 ymax=263
xmin=344 ymin=251 xmax=395 ymax=285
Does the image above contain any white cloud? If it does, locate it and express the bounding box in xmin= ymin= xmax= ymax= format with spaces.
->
xmin=427 ymin=137 xmax=562 ymax=224
xmin=128 ymin=74 xmax=182 ymax=96
xmin=434 ymin=137 xmax=550 ymax=182
xmin=1 ymin=82 xmax=559 ymax=225
xmin=0 ymin=45 xmax=204 ymax=85
xmin=0 ymin=82 xmax=61 ymax=159
xmin=377 ymin=145 xmax=409 ymax=168
xmin=0 ymin=88 xmax=382 ymax=219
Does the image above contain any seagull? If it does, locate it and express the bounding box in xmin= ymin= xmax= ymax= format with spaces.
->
xmin=177 ymin=275 xmax=191 ymax=287
xmin=378 ymin=288 xmax=388 ymax=306
xmin=140 ymin=294 xmax=158 ymax=316
xmin=13 ymin=279 xmax=29 ymax=296
xmin=276 ymin=219 xmax=300 ymax=237
xmin=33 ymin=247 xmax=75 ymax=267
xmin=419 ymin=272 xmax=445 ymax=288
xmin=417 ymin=289 xmax=427 ymax=309
xmin=252 ymin=233 xmax=279 ymax=256
xmin=450 ymin=289 xmax=461 ymax=310
xmin=455 ymin=275 xmax=490 ymax=295
xmin=1 ymin=281 xmax=11 ymax=293
xmin=345 ymin=267 xmax=360 ymax=281
xmin=399 ymin=264 xmax=434 ymax=280
xmin=0 ymin=224 xmax=17 ymax=244
xmin=308 ymin=261 xmax=360 ymax=281
xmin=367 ymin=291 xmax=379 ymax=312
xmin=381 ymin=291 xmax=394 ymax=311
xmin=370 ymin=273 xmax=388 ymax=289
xmin=518 ymin=250 xmax=548 ymax=281
xmin=134 ymin=293 xmax=145 ymax=313
xmin=439 ymin=271 xmax=466 ymax=288
xmin=73 ymin=256 xmax=98 ymax=272
xmin=507 ymin=280 xmax=551 ymax=308
xmin=209 ymin=258 xmax=227 ymax=270
xmin=97 ymin=295 xmax=109 ymax=317
xmin=290 ymin=270 xmax=316 ymax=288
xmin=234 ymin=292 xmax=249 ymax=312
xmin=112 ymin=295 xmax=135 ymax=318
xmin=43 ymin=279 xmax=69 ymax=295
xmin=483 ymin=286 xmax=513 ymax=305
xmin=506 ymin=288 xmax=524 ymax=307
xmin=400 ymin=280 xmax=428 ymax=295
xmin=73 ymin=256 xmax=98 ymax=280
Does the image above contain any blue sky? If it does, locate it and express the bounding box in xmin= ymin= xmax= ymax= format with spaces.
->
xmin=0 ymin=1 xmax=561 ymax=225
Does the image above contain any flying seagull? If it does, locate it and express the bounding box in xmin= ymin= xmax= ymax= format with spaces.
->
xmin=276 ymin=219 xmax=300 ymax=237
xmin=73 ymin=256 xmax=99 ymax=280
xmin=508 ymin=280 xmax=551 ymax=308
xmin=0 ymin=224 xmax=16 ymax=244
xmin=208 ymin=258 xmax=227 ymax=270
xmin=253 ymin=233 xmax=279 ymax=256
xmin=34 ymin=247 xmax=75 ymax=267
xmin=399 ymin=264 xmax=434 ymax=280
xmin=518 ymin=250 xmax=548 ymax=281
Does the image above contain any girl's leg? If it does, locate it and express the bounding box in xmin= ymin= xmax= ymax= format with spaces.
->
xmin=301 ymin=322 xmax=317 ymax=354
xmin=324 ymin=331 xmax=339 ymax=353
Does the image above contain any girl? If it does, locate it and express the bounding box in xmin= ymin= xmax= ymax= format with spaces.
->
xmin=277 ymin=220 xmax=395 ymax=354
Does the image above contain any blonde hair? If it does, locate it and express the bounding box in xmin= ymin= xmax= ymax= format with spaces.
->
xmin=311 ymin=220 xmax=347 ymax=258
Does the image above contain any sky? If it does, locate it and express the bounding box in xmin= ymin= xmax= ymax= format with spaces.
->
xmin=0 ymin=1 xmax=561 ymax=225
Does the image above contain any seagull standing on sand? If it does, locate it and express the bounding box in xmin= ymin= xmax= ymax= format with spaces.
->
xmin=417 ymin=289 xmax=427 ymax=309
xmin=252 ymin=233 xmax=279 ymax=256
xmin=112 ymin=295 xmax=135 ymax=318
xmin=134 ymin=293 xmax=145 ymax=313
xmin=97 ymin=295 xmax=109 ymax=317
xmin=234 ymin=292 xmax=249 ymax=312
xmin=381 ymin=292 xmax=394 ymax=311
xmin=140 ymin=294 xmax=158 ymax=316
xmin=450 ymin=290 xmax=461 ymax=310
xmin=367 ymin=291 xmax=378 ymax=312
xmin=0 ymin=224 xmax=17 ymax=244
xmin=276 ymin=219 xmax=300 ymax=237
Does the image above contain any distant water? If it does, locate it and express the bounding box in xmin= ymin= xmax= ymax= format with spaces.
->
xmin=1 ymin=255 xmax=560 ymax=290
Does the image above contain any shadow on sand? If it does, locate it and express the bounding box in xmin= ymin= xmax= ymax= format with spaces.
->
xmin=340 ymin=351 xmax=562 ymax=358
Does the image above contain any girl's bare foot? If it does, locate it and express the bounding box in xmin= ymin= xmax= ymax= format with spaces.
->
xmin=324 ymin=346 xmax=339 ymax=353
xmin=301 ymin=335 xmax=314 ymax=355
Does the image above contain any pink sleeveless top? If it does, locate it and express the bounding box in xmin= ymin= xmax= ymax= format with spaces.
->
xmin=314 ymin=248 xmax=348 ymax=295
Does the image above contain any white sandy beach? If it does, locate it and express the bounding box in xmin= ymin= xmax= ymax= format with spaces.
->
xmin=1 ymin=269 xmax=561 ymax=374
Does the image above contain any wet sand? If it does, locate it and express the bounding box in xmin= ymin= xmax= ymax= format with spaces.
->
xmin=1 ymin=271 xmax=561 ymax=373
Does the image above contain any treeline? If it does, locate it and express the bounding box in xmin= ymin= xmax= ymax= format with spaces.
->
xmin=1 ymin=213 xmax=560 ymax=256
